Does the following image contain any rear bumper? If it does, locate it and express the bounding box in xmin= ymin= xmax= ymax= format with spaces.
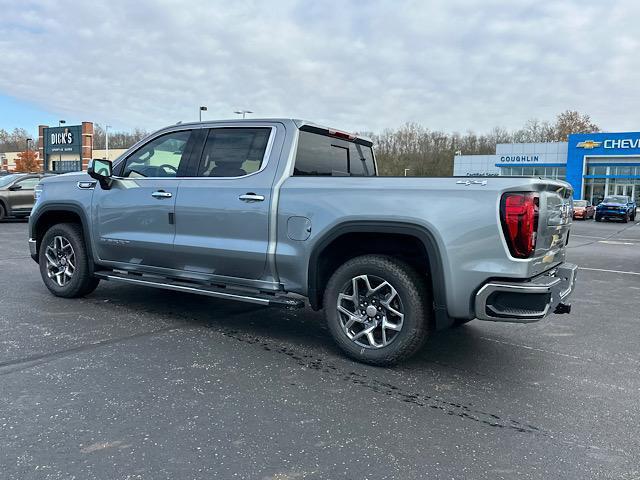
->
xmin=474 ymin=263 xmax=578 ymax=323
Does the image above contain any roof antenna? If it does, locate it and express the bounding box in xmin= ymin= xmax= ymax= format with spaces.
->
xmin=176 ymin=120 xmax=182 ymax=125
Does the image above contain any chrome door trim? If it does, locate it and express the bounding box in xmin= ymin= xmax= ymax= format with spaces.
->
xmin=111 ymin=125 xmax=277 ymax=181
xmin=267 ymin=128 xmax=299 ymax=284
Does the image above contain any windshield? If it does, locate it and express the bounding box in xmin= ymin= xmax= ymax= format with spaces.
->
xmin=603 ymin=196 xmax=628 ymax=204
xmin=573 ymin=200 xmax=587 ymax=207
xmin=0 ymin=174 xmax=23 ymax=188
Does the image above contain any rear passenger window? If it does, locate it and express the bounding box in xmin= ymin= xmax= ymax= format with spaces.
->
xmin=349 ymin=143 xmax=376 ymax=176
xmin=295 ymin=131 xmax=348 ymax=176
xmin=294 ymin=131 xmax=375 ymax=176
xmin=198 ymin=128 xmax=271 ymax=177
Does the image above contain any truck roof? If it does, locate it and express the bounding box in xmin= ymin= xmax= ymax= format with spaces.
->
xmin=164 ymin=118 xmax=373 ymax=146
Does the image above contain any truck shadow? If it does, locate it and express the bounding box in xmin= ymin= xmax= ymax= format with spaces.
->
xmin=91 ymin=282 xmax=527 ymax=376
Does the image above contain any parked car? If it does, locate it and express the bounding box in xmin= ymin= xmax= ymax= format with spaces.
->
xmin=27 ymin=119 xmax=577 ymax=365
xmin=572 ymin=200 xmax=595 ymax=220
xmin=0 ymin=173 xmax=50 ymax=221
xmin=595 ymin=195 xmax=637 ymax=222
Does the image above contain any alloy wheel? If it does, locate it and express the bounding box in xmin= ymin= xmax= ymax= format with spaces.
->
xmin=336 ymin=274 xmax=405 ymax=349
xmin=45 ymin=236 xmax=76 ymax=287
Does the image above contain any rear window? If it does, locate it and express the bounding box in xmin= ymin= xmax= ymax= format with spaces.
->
xmin=294 ymin=131 xmax=375 ymax=176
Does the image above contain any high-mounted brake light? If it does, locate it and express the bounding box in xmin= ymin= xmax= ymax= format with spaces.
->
xmin=328 ymin=129 xmax=356 ymax=141
xmin=500 ymin=192 xmax=539 ymax=259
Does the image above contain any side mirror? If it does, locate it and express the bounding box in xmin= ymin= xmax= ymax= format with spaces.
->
xmin=87 ymin=159 xmax=113 ymax=189
xmin=8 ymin=184 xmax=22 ymax=191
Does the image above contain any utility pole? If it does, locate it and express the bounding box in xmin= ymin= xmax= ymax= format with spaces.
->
xmin=57 ymin=120 xmax=65 ymax=172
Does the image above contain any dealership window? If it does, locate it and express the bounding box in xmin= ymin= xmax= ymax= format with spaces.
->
xmin=585 ymin=180 xmax=605 ymax=204
xmin=613 ymin=166 xmax=633 ymax=176
xmin=587 ymin=165 xmax=607 ymax=176
xmin=556 ymin=167 xmax=566 ymax=180
xmin=500 ymin=165 xmax=565 ymax=180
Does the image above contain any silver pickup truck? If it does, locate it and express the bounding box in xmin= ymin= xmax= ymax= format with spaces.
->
xmin=28 ymin=119 xmax=577 ymax=365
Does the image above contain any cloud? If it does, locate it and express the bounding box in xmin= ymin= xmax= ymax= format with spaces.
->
xmin=0 ymin=0 xmax=638 ymax=133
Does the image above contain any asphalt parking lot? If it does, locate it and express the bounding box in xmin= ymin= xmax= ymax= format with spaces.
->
xmin=1 ymin=218 xmax=639 ymax=479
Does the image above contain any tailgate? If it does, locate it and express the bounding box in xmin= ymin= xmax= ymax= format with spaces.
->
xmin=534 ymin=184 xmax=573 ymax=269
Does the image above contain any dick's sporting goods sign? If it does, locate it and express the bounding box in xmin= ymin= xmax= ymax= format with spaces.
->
xmin=44 ymin=125 xmax=81 ymax=154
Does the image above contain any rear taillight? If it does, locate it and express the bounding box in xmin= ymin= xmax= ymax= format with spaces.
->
xmin=500 ymin=192 xmax=539 ymax=259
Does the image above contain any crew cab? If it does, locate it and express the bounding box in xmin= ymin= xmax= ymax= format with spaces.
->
xmin=28 ymin=119 xmax=577 ymax=365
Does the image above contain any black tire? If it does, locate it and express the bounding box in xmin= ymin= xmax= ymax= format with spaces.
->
xmin=38 ymin=223 xmax=100 ymax=298
xmin=323 ymin=255 xmax=431 ymax=366
xmin=595 ymin=215 xmax=602 ymax=222
xmin=622 ymin=214 xmax=629 ymax=223
xmin=0 ymin=203 xmax=5 ymax=221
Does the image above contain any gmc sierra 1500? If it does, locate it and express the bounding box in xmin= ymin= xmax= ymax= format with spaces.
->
xmin=28 ymin=119 xmax=577 ymax=365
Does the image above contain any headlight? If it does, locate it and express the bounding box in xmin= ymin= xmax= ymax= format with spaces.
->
xmin=34 ymin=183 xmax=43 ymax=200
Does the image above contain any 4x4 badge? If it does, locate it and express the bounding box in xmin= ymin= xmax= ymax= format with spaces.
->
xmin=456 ymin=180 xmax=487 ymax=186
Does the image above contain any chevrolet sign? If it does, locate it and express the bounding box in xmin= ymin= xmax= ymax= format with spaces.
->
xmin=576 ymin=140 xmax=602 ymax=149
xmin=603 ymin=138 xmax=640 ymax=149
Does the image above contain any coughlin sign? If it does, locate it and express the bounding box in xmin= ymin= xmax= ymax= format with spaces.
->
xmin=499 ymin=155 xmax=539 ymax=162
xmin=44 ymin=125 xmax=81 ymax=154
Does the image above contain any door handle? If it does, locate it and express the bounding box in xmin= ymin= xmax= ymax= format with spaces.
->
xmin=239 ymin=193 xmax=265 ymax=202
xmin=152 ymin=190 xmax=172 ymax=199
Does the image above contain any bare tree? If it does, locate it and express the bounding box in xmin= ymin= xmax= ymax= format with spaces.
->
xmin=93 ymin=124 xmax=149 ymax=150
xmin=552 ymin=110 xmax=600 ymax=141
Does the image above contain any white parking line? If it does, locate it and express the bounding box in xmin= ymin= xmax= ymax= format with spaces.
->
xmin=598 ymin=240 xmax=635 ymax=246
xmin=573 ymin=235 xmax=640 ymax=242
xmin=479 ymin=337 xmax=584 ymax=360
xmin=579 ymin=267 xmax=640 ymax=276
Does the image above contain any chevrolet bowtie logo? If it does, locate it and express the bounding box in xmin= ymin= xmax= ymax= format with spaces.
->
xmin=576 ymin=140 xmax=602 ymax=149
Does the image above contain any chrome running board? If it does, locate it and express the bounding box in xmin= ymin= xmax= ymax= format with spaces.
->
xmin=94 ymin=271 xmax=304 ymax=308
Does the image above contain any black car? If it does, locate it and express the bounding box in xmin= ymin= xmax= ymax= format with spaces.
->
xmin=0 ymin=173 xmax=51 ymax=221
xmin=595 ymin=195 xmax=637 ymax=223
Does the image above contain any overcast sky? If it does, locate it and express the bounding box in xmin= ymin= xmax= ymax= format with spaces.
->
xmin=0 ymin=0 xmax=638 ymax=135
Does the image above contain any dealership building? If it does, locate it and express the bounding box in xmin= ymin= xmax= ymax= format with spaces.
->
xmin=454 ymin=131 xmax=640 ymax=205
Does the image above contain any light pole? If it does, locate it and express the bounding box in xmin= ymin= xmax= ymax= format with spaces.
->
xmin=404 ymin=168 xmax=411 ymax=176
xmin=105 ymin=124 xmax=111 ymax=160
xmin=57 ymin=120 xmax=66 ymax=171
xmin=199 ymin=106 xmax=207 ymax=122
xmin=234 ymin=110 xmax=253 ymax=119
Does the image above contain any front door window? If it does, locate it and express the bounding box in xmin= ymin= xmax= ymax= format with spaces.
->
xmin=120 ymin=130 xmax=191 ymax=178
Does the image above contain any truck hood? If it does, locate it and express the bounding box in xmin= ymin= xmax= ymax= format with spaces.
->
xmin=598 ymin=202 xmax=627 ymax=208
xmin=39 ymin=172 xmax=92 ymax=184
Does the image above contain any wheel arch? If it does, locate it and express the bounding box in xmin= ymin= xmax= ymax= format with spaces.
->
xmin=307 ymin=221 xmax=448 ymax=326
xmin=31 ymin=203 xmax=94 ymax=271
xmin=0 ymin=197 xmax=8 ymax=215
